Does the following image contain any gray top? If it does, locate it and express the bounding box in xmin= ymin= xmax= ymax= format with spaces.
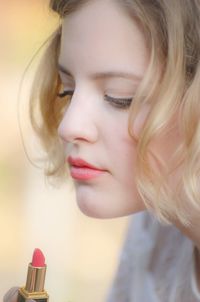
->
xmin=107 ymin=212 xmax=200 ymax=302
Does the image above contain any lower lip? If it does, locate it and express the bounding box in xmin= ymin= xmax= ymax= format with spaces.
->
xmin=70 ymin=166 xmax=106 ymax=181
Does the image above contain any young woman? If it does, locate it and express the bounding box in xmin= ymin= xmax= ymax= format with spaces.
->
xmin=4 ymin=0 xmax=200 ymax=301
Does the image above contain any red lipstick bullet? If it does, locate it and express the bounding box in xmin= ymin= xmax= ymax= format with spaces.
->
xmin=17 ymin=248 xmax=49 ymax=302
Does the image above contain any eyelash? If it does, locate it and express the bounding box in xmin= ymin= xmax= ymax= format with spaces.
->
xmin=57 ymin=90 xmax=73 ymax=98
xmin=57 ymin=90 xmax=133 ymax=109
xmin=104 ymin=94 xmax=132 ymax=109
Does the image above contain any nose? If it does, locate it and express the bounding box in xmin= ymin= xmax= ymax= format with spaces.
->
xmin=57 ymin=92 xmax=98 ymax=144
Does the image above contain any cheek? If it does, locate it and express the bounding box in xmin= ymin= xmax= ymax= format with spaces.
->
xmin=107 ymin=127 xmax=138 ymax=186
xmin=102 ymin=109 xmax=135 ymax=167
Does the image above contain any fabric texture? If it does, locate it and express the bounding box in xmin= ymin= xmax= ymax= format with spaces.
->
xmin=107 ymin=211 xmax=200 ymax=302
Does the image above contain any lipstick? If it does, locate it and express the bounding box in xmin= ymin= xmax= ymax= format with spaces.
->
xmin=17 ymin=248 xmax=49 ymax=302
xmin=68 ymin=156 xmax=107 ymax=181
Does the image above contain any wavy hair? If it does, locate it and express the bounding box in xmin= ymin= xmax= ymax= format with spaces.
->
xmin=30 ymin=0 xmax=200 ymax=226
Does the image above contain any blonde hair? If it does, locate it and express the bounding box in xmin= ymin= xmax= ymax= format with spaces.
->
xmin=30 ymin=0 xmax=200 ymax=226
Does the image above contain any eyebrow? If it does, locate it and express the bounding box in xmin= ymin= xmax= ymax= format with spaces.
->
xmin=58 ymin=63 xmax=142 ymax=82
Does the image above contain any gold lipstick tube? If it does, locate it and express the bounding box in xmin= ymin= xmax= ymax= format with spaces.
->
xmin=17 ymin=263 xmax=49 ymax=302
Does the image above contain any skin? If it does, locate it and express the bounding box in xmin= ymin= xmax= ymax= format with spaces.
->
xmin=57 ymin=0 xmax=183 ymax=218
xmin=58 ymin=0 xmax=149 ymax=218
xmin=57 ymin=0 xmax=200 ymax=287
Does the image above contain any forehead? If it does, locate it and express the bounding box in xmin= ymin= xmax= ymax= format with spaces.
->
xmin=59 ymin=0 xmax=149 ymax=78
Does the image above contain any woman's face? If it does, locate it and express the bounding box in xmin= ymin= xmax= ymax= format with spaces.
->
xmin=57 ymin=0 xmax=149 ymax=218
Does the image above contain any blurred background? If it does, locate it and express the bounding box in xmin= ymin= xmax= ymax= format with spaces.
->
xmin=0 ymin=1 xmax=128 ymax=301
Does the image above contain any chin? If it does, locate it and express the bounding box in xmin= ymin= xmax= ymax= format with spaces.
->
xmin=77 ymin=198 xmax=145 ymax=219
xmin=75 ymin=187 xmax=146 ymax=218
xmin=74 ymin=189 xmax=111 ymax=218
xmin=77 ymin=199 xmax=110 ymax=219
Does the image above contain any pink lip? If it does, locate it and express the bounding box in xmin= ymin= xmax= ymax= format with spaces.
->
xmin=67 ymin=156 xmax=106 ymax=181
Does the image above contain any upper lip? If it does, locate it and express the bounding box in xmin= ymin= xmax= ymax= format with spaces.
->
xmin=67 ymin=156 xmax=105 ymax=171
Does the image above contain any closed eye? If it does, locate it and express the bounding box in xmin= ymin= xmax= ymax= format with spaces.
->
xmin=58 ymin=91 xmax=133 ymax=109
xmin=104 ymin=95 xmax=133 ymax=109
xmin=57 ymin=90 xmax=74 ymax=98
